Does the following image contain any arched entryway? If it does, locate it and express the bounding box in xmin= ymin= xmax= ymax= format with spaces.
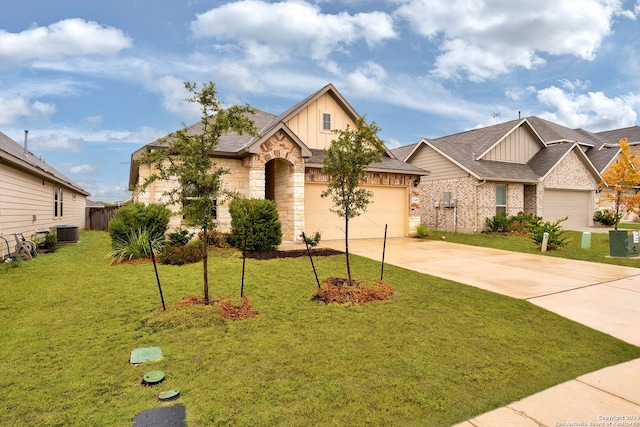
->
xmin=265 ymin=158 xmax=295 ymax=241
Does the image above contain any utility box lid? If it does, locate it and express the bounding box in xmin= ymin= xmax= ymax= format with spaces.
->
xmin=130 ymin=347 xmax=163 ymax=364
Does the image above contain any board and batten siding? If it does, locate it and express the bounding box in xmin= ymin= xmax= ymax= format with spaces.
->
xmin=0 ymin=163 xmax=86 ymax=237
xmin=483 ymin=125 xmax=542 ymax=163
xmin=284 ymin=93 xmax=355 ymax=150
xmin=410 ymin=145 xmax=467 ymax=181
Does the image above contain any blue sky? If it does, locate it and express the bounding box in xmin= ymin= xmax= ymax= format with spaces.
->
xmin=2 ymin=0 xmax=640 ymax=202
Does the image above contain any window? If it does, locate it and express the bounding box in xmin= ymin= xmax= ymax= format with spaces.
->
xmin=496 ymin=184 xmax=507 ymax=215
xmin=322 ymin=113 xmax=331 ymax=131
xmin=54 ymin=185 xmax=63 ymax=218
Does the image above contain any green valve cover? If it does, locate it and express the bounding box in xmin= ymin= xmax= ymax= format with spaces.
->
xmin=143 ymin=370 xmax=165 ymax=385
xmin=158 ymin=389 xmax=180 ymax=401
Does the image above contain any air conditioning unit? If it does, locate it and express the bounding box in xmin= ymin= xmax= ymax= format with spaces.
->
xmin=55 ymin=225 xmax=79 ymax=244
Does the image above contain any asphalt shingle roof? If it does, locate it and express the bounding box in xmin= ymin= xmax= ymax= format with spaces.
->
xmin=306 ymin=149 xmax=426 ymax=175
xmin=394 ymin=116 xmax=624 ymax=180
xmin=0 ymin=131 xmax=89 ymax=195
xmin=147 ymin=109 xmax=278 ymax=155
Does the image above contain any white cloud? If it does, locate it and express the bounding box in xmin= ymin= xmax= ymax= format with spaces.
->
xmin=153 ymin=76 xmax=202 ymax=118
xmin=395 ymin=0 xmax=628 ymax=81
xmin=0 ymin=97 xmax=56 ymax=125
xmin=0 ymin=19 xmax=132 ymax=65
xmin=191 ymin=0 xmax=397 ymax=63
xmin=505 ymin=86 xmax=537 ymax=101
xmin=346 ymin=61 xmax=387 ymax=94
xmin=559 ymin=79 xmax=591 ymax=92
xmin=537 ymin=85 xmax=640 ymax=131
xmin=28 ymin=133 xmax=85 ymax=153
xmin=69 ymin=164 xmax=96 ymax=175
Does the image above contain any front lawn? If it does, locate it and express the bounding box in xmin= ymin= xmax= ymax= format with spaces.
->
xmin=424 ymin=227 xmax=640 ymax=267
xmin=1 ymin=231 xmax=638 ymax=426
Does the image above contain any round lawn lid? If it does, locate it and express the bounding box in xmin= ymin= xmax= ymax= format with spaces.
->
xmin=142 ymin=370 xmax=165 ymax=385
xmin=158 ymin=389 xmax=180 ymax=401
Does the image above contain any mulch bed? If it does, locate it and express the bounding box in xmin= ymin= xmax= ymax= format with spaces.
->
xmin=219 ymin=297 xmax=259 ymax=320
xmin=246 ymin=248 xmax=342 ymax=260
xmin=312 ymin=278 xmax=395 ymax=305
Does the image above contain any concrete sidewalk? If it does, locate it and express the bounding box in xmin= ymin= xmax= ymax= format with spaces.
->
xmin=321 ymin=237 xmax=640 ymax=426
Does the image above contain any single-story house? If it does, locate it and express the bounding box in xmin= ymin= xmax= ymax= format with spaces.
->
xmin=129 ymin=84 xmax=427 ymax=241
xmin=393 ymin=116 xmax=621 ymax=232
xmin=594 ymin=125 xmax=640 ymax=221
xmin=0 ymin=130 xmax=90 ymax=244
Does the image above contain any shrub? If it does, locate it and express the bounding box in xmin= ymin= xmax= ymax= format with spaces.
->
xmin=594 ymin=209 xmax=621 ymax=227
xmin=108 ymin=203 xmax=171 ymax=250
xmin=7 ymin=256 xmax=24 ymax=268
xmin=415 ymin=223 xmax=429 ymax=238
xmin=529 ymin=216 xmax=569 ymax=250
xmin=300 ymin=230 xmax=322 ymax=248
xmin=36 ymin=229 xmax=57 ymax=253
xmin=485 ymin=212 xmax=511 ymax=233
xmin=506 ymin=212 xmax=538 ymax=235
xmin=228 ymin=198 xmax=282 ymax=251
xmin=159 ymin=241 xmax=204 ymax=265
xmin=167 ymin=228 xmax=194 ymax=247
xmin=199 ymin=229 xmax=231 ymax=248
xmin=108 ymin=228 xmax=165 ymax=261
xmin=485 ymin=212 xmax=539 ymax=235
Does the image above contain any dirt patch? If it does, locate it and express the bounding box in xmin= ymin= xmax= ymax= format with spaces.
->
xmin=247 ymin=248 xmax=342 ymax=260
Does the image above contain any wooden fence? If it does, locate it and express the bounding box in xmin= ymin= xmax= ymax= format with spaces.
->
xmin=86 ymin=206 xmax=119 ymax=231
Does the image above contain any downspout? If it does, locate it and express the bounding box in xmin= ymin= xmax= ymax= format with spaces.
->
xmin=474 ymin=179 xmax=486 ymax=232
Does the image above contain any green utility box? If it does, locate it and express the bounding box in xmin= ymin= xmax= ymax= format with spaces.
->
xmin=609 ymin=230 xmax=640 ymax=257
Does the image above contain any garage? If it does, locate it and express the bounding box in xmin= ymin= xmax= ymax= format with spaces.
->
xmin=304 ymin=183 xmax=408 ymax=240
xmin=543 ymin=189 xmax=593 ymax=229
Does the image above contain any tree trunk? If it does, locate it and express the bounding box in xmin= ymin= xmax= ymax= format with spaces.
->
xmin=345 ymin=215 xmax=352 ymax=285
xmin=203 ymin=224 xmax=210 ymax=305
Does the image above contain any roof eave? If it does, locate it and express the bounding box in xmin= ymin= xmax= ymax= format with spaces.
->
xmin=0 ymin=154 xmax=90 ymax=196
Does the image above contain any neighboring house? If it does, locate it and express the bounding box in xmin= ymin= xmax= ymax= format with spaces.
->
xmin=594 ymin=125 xmax=640 ymax=221
xmin=129 ymin=84 xmax=427 ymax=241
xmin=0 ymin=131 xmax=90 ymax=240
xmin=394 ymin=116 xmax=619 ymax=232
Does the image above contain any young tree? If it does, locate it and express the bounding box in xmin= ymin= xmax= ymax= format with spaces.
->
xmin=139 ymin=82 xmax=258 ymax=304
xmin=321 ymin=117 xmax=386 ymax=285
xmin=599 ymin=138 xmax=640 ymax=230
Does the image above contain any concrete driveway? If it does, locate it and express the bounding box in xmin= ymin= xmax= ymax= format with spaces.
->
xmin=323 ymin=237 xmax=640 ymax=345
xmin=321 ymin=237 xmax=640 ymax=426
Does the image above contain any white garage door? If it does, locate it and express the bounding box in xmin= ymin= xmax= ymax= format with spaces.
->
xmin=305 ymin=183 xmax=408 ymax=240
xmin=543 ymin=189 xmax=592 ymax=229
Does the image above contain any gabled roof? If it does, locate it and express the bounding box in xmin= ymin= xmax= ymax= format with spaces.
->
xmin=596 ymin=125 xmax=640 ymax=145
xmin=130 ymin=84 xmax=420 ymax=186
xmin=389 ymin=144 xmax=415 ymax=162
xmin=589 ymin=126 xmax=640 ymax=174
xmin=473 ymin=118 xmax=546 ymax=160
xmin=0 ymin=131 xmax=89 ymax=195
xmin=399 ymin=116 xmax=604 ymax=183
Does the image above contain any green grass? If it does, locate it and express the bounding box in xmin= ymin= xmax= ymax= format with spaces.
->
xmin=424 ymin=226 xmax=640 ymax=267
xmin=1 ymin=231 xmax=639 ymax=426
